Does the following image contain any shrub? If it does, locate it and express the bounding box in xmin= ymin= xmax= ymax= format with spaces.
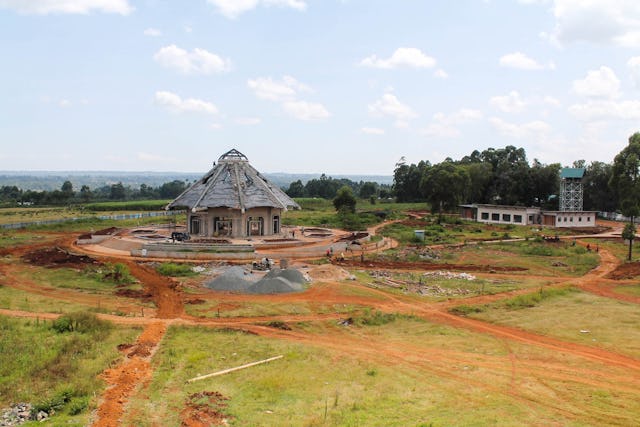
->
xmin=52 ymin=312 xmax=112 ymax=335
xmin=156 ymin=262 xmax=196 ymax=277
xmin=67 ymin=396 xmax=89 ymax=415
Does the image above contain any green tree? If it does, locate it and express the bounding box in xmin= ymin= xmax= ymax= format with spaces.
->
xmin=79 ymin=185 xmax=92 ymax=203
xmin=359 ymin=181 xmax=378 ymax=199
xmin=610 ymin=132 xmax=640 ymax=260
xmin=61 ymin=180 xmax=74 ymax=202
xmin=109 ymin=182 xmax=126 ymax=200
xmin=159 ymin=180 xmax=186 ymax=198
xmin=420 ymin=161 xmax=469 ymax=221
xmin=333 ymin=185 xmax=356 ymax=214
xmin=286 ymin=180 xmax=304 ymax=197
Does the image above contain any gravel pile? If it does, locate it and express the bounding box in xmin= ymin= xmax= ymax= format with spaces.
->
xmin=206 ymin=266 xmax=307 ymax=294
xmin=205 ymin=266 xmax=254 ymax=292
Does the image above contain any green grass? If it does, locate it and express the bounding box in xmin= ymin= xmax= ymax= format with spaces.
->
xmin=83 ymin=199 xmax=171 ymax=211
xmin=282 ymin=200 xmax=426 ymax=230
xmin=0 ymin=285 xmax=98 ymax=313
xmin=613 ymin=284 xmax=640 ymax=297
xmin=185 ymin=300 xmax=366 ymax=318
xmin=0 ymin=231 xmax=57 ymax=248
xmin=122 ymin=320 xmax=640 ymax=426
xmin=156 ymin=262 xmax=198 ymax=277
xmin=464 ymin=289 xmax=640 ymax=358
xmin=0 ymin=314 xmax=141 ymax=424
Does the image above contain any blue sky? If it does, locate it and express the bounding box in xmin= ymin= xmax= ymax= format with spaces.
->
xmin=2 ymin=0 xmax=640 ymax=175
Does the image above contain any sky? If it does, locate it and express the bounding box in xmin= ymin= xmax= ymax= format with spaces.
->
xmin=2 ymin=0 xmax=640 ymax=176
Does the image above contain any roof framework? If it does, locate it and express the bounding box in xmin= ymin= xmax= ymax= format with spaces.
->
xmin=167 ymin=149 xmax=300 ymax=213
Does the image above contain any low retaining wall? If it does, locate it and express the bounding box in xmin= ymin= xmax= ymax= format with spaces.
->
xmin=131 ymin=242 xmax=256 ymax=260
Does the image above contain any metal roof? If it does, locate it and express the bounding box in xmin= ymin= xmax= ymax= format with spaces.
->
xmin=167 ymin=149 xmax=300 ymax=212
xmin=560 ymin=167 xmax=585 ymax=179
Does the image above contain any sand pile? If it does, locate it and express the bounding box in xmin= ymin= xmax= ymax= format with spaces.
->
xmin=307 ymin=264 xmax=351 ymax=281
xmin=206 ymin=266 xmax=308 ymax=294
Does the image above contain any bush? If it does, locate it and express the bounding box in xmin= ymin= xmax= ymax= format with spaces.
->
xmin=52 ymin=312 xmax=112 ymax=335
xmin=32 ymin=387 xmax=74 ymax=415
xmin=68 ymin=396 xmax=89 ymax=415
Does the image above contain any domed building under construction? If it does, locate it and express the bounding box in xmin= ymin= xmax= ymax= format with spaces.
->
xmin=167 ymin=149 xmax=300 ymax=238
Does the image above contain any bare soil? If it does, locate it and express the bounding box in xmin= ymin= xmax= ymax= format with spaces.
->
xmin=1 ymin=223 xmax=639 ymax=426
xmin=22 ymin=246 xmax=101 ymax=268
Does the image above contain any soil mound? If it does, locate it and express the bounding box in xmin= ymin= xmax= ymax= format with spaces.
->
xmin=307 ymin=264 xmax=351 ymax=281
xmin=606 ymin=261 xmax=640 ymax=280
xmin=22 ymin=247 xmax=101 ymax=268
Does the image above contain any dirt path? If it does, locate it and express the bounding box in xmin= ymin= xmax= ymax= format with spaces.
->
xmin=4 ymin=225 xmax=640 ymax=425
xmin=92 ymin=322 xmax=167 ymax=427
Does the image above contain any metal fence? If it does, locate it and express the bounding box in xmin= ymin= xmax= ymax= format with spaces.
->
xmin=0 ymin=210 xmax=185 ymax=230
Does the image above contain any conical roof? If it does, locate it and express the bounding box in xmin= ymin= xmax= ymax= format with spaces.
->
xmin=167 ymin=149 xmax=300 ymax=212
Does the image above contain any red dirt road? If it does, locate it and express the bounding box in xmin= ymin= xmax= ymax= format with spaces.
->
xmin=2 ymin=225 xmax=640 ymax=425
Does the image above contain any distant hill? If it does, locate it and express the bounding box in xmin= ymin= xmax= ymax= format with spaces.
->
xmin=0 ymin=171 xmax=393 ymax=191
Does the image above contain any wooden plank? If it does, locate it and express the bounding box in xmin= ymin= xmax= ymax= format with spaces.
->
xmin=186 ymin=355 xmax=284 ymax=383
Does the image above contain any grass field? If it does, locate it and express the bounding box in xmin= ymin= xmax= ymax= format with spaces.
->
xmin=0 ymin=315 xmax=140 ymax=425
xmin=463 ymin=289 xmax=640 ymax=358
xmin=122 ymin=320 xmax=640 ymax=426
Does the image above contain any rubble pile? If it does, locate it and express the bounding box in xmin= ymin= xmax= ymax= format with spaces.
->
xmin=0 ymin=403 xmax=52 ymax=426
xmin=422 ymin=271 xmax=476 ymax=281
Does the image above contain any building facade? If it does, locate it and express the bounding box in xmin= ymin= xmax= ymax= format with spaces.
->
xmin=167 ymin=149 xmax=300 ymax=238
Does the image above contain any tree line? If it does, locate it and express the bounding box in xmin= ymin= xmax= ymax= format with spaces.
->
xmin=285 ymin=174 xmax=392 ymax=200
xmin=392 ymin=145 xmax=617 ymax=215
xmin=0 ymin=180 xmax=188 ymax=207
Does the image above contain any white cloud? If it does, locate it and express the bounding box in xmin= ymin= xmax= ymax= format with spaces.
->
xmin=368 ymin=94 xmax=417 ymax=123
xmin=144 ymin=28 xmax=162 ymax=37
xmin=207 ymin=0 xmax=306 ymax=19
xmin=247 ymin=76 xmax=310 ymax=101
xmin=235 ymin=117 xmax=262 ymax=125
xmin=547 ymin=0 xmax=640 ymax=47
xmin=154 ymin=91 xmax=218 ymax=115
xmin=0 ymin=0 xmax=133 ymax=15
xmin=489 ymin=91 xmax=527 ymax=113
xmin=489 ymin=117 xmax=551 ymax=138
xmin=361 ymin=127 xmax=385 ymax=135
xmin=282 ymin=100 xmax=330 ymax=120
xmin=421 ymin=108 xmax=482 ymax=138
xmin=499 ymin=52 xmax=554 ymax=70
xmin=569 ymin=99 xmax=640 ymax=121
xmin=360 ymin=47 xmax=436 ymax=70
xmin=628 ymin=56 xmax=640 ymax=87
xmin=572 ymin=66 xmax=620 ymax=98
xmin=434 ymin=68 xmax=448 ymax=79
xmin=248 ymin=75 xmax=328 ymax=121
xmin=59 ymin=99 xmax=71 ymax=108
xmin=210 ymin=123 xmax=222 ymax=130
xmin=154 ymin=45 xmax=231 ymax=75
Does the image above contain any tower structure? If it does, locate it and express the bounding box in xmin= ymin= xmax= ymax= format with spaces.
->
xmin=559 ymin=167 xmax=585 ymax=211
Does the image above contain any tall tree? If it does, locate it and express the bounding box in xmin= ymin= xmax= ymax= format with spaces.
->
xmin=286 ymin=180 xmax=304 ymax=197
xmin=610 ymin=132 xmax=640 ymax=260
xmin=420 ymin=161 xmax=469 ymax=220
